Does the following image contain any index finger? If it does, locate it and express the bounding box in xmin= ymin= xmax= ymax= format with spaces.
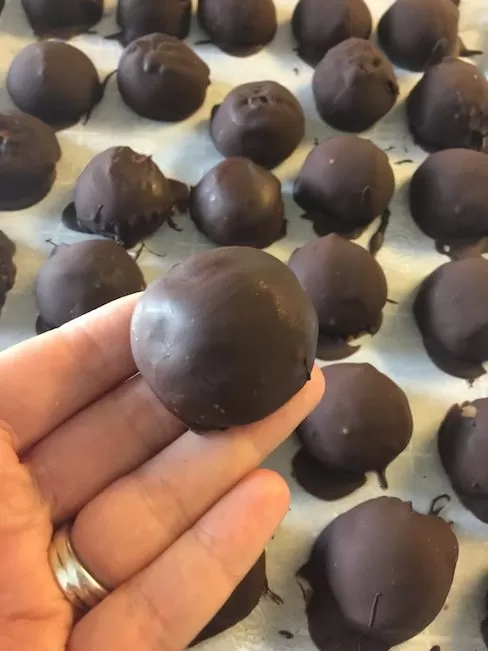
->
xmin=0 ymin=294 xmax=140 ymax=453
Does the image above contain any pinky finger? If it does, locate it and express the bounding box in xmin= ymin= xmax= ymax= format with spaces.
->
xmin=68 ymin=469 xmax=291 ymax=651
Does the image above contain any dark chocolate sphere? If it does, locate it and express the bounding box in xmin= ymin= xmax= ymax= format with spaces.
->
xmin=288 ymin=234 xmax=387 ymax=360
xmin=378 ymin=0 xmax=459 ymax=72
xmin=6 ymin=41 xmax=101 ymax=129
xmin=0 ymin=112 xmax=61 ymax=211
xmin=292 ymin=0 xmax=372 ymax=66
xmin=191 ymin=554 xmax=266 ymax=645
xmin=117 ymin=33 xmax=210 ymax=122
xmin=407 ymin=58 xmax=488 ymax=153
xmin=21 ymin=0 xmax=103 ymax=37
xmin=439 ymin=400 xmax=488 ymax=523
xmin=210 ymin=82 xmax=305 ymax=169
xmin=197 ymin=0 xmax=277 ymax=56
xmin=414 ymin=258 xmax=488 ymax=379
xmin=131 ymin=247 xmax=318 ymax=430
xmin=0 ymin=231 xmax=16 ymax=315
xmin=294 ymin=135 xmax=395 ymax=237
xmin=302 ymin=498 xmax=458 ymax=648
xmin=116 ymin=0 xmax=192 ymax=44
xmin=189 ymin=157 xmax=285 ymax=248
xmin=35 ymin=240 xmax=145 ymax=332
xmin=70 ymin=147 xmax=175 ymax=249
xmin=313 ymin=38 xmax=399 ymax=132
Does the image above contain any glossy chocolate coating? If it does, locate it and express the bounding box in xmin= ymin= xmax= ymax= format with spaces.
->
xmin=295 ymin=364 xmax=412 ymax=500
xmin=301 ymin=498 xmax=458 ymax=650
xmin=131 ymin=247 xmax=318 ymax=430
xmin=191 ymin=554 xmax=266 ymax=645
xmin=197 ymin=0 xmax=277 ymax=56
xmin=189 ymin=157 xmax=285 ymax=248
xmin=413 ymin=258 xmax=488 ymax=379
xmin=409 ymin=149 xmax=488 ymax=258
xmin=292 ymin=0 xmax=372 ymax=67
xmin=407 ymin=58 xmax=488 ymax=153
xmin=294 ymin=135 xmax=394 ymax=237
xmin=210 ymin=81 xmax=305 ymax=169
xmin=21 ymin=0 xmax=103 ymax=38
xmin=288 ymin=234 xmax=387 ymax=360
xmin=68 ymin=147 xmax=175 ymax=249
xmin=116 ymin=0 xmax=192 ymax=44
xmin=439 ymin=400 xmax=488 ymax=523
xmin=35 ymin=240 xmax=145 ymax=331
xmin=378 ymin=0 xmax=459 ymax=71
xmin=0 ymin=231 xmax=16 ymax=315
xmin=117 ymin=33 xmax=210 ymax=122
xmin=7 ymin=41 xmax=101 ymax=129
xmin=313 ymin=38 xmax=399 ymax=132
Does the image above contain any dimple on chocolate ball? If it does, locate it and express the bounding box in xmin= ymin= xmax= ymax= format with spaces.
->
xmin=116 ymin=0 xmax=192 ymax=44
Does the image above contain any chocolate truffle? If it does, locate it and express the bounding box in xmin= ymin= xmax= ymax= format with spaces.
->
xmin=0 ymin=112 xmax=61 ymax=211
xmin=439 ymin=400 xmax=488 ymax=523
xmin=131 ymin=247 xmax=318 ymax=430
xmin=406 ymin=58 xmax=488 ymax=153
xmin=0 ymin=232 xmax=16 ymax=315
xmin=291 ymin=0 xmax=372 ymax=67
xmin=378 ymin=0 xmax=460 ymax=71
xmin=409 ymin=149 xmax=488 ymax=258
xmin=117 ymin=33 xmax=210 ymax=122
xmin=197 ymin=0 xmax=277 ymax=56
xmin=313 ymin=38 xmax=399 ymax=132
xmin=116 ymin=0 xmax=192 ymax=44
xmin=413 ymin=257 xmax=488 ymax=380
xmin=6 ymin=42 xmax=102 ymax=129
xmin=210 ymin=82 xmax=305 ymax=169
xmin=288 ymin=234 xmax=387 ymax=360
xmin=189 ymin=157 xmax=285 ymax=248
xmin=294 ymin=135 xmax=394 ymax=244
xmin=191 ymin=553 xmax=266 ymax=645
xmin=35 ymin=240 xmax=145 ymax=332
xmin=294 ymin=364 xmax=412 ymax=500
xmin=64 ymin=147 xmax=176 ymax=249
xmin=301 ymin=497 xmax=458 ymax=650
xmin=21 ymin=0 xmax=103 ymax=38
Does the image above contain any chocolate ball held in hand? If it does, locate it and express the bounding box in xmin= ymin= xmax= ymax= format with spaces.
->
xmin=116 ymin=0 xmax=192 ymax=44
xmin=21 ymin=0 xmax=103 ymax=38
xmin=131 ymin=247 xmax=318 ymax=430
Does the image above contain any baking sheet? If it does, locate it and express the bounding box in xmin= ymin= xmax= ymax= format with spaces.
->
xmin=0 ymin=0 xmax=488 ymax=649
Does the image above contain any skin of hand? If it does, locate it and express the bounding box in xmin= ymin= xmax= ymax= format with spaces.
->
xmin=0 ymin=294 xmax=324 ymax=651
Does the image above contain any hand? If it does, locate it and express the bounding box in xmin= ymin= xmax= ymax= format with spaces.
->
xmin=0 ymin=294 xmax=324 ymax=651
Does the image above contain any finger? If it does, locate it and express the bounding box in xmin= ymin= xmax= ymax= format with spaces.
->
xmin=0 ymin=294 xmax=141 ymax=454
xmin=69 ymin=469 xmax=289 ymax=651
xmin=24 ymin=376 xmax=186 ymax=524
xmin=71 ymin=366 xmax=324 ymax=587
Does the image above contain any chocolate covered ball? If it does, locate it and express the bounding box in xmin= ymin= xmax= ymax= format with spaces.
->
xmin=294 ymin=135 xmax=394 ymax=239
xmin=117 ymin=33 xmax=210 ymax=122
xmin=197 ymin=0 xmax=277 ymax=56
xmin=289 ymin=234 xmax=387 ymax=360
xmin=414 ymin=258 xmax=488 ymax=380
xmin=439 ymin=400 xmax=488 ymax=523
xmin=7 ymin=41 xmax=102 ymax=129
xmin=0 ymin=112 xmax=61 ymax=211
xmin=191 ymin=554 xmax=266 ymax=645
xmin=189 ymin=157 xmax=285 ymax=248
xmin=292 ymin=0 xmax=372 ymax=66
xmin=407 ymin=58 xmax=488 ymax=153
xmin=65 ymin=147 xmax=176 ymax=249
xmin=116 ymin=0 xmax=192 ymax=44
xmin=131 ymin=247 xmax=318 ymax=430
xmin=0 ymin=232 xmax=16 ymax=315
xmin=301 ymin=498 xmax=458 ymax=649
xmin=210 ymin=82 xmax=305 ymax=169
xmin=35 ymin=240 xmax=145 ymax=332
xmin=21 ymin=0 xmax=103 ymax=37
xmin=313 ymin=38 xmax=399 ymax=132
xmin=409 ymin=149 xmax=488 ymax=258
xmin=294 ymin=364 xmax=412 ymax=500
xmin=378 ymin=0 xmax=460 ymax=71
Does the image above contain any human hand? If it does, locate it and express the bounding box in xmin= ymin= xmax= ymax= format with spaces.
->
xmin=0 ymin=294 xmax=324 ymax=651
